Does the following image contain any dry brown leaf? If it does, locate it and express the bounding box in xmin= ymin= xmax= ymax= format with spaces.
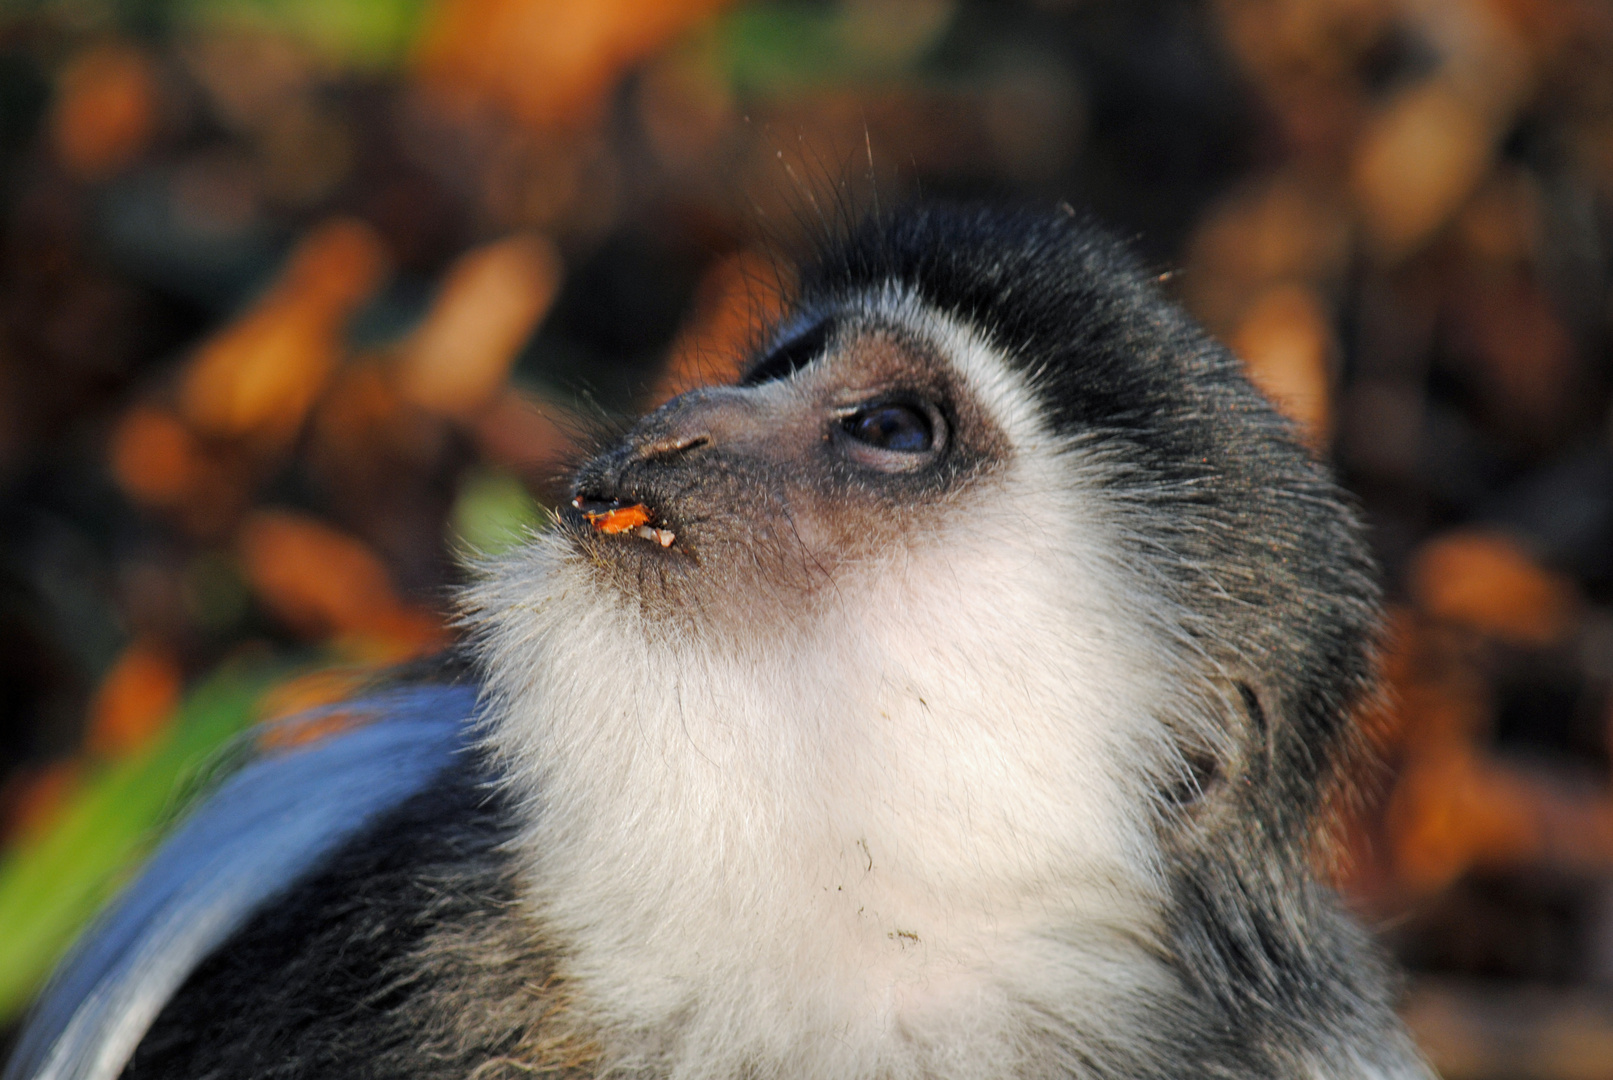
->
xmin=472 ymin=385 xmax=572 ymax=473
xmin=1230 ymin=283 xmax=1334 ymax=448
xmin=178 ymin=30 xmax=316 ymax=135
xmin=236 ymin=509 xmax=444 ymax=657
xmin=1446 ymin=273 xmax=1577 ymax=442
xmin=1386 ymin=749 xmax=1537 ymax=892
xmin=1179 ymin=175 xmax=1350 ymax=338
xmin=655 ymin=250 xmax=789 ymax=405
xmin=334 ymin=609 xmax=449 ymax=663
xmin=1408 ymin=530 xmax=1578 ymax=646
xmin=1355 ymin=607 xmax=1427 ymax=756
xmin=255 ymin=667 xmax=375 ymax=724
xmin=181 ymin=219 xmax=387 ymax=442
xmin=109 ymin=405 xmax=260 ymax=537
xmin=84 ymin=639 xmax=183 ymax=757
xmin=396 ymin=234 xmax=562 ymax=418
xmin=1389 ymin=746 xmax=1613 ymax=892
xmin=51 ymin=42 xmax=159 ymax=178
xmin=417 ymin=0 xmax=734 ymax=130
xmin=1456 ymin=169 xmax=1542 ymax=266
xmin=1352 ymin=80 xmax=1499 ymax=262
xmin=257 ymin=708 xmax=381 ymax=754
xmin=109 ymin=406 xmax=206 ymax=508
xmin=1213 ymin=0 xmax=1393 ymax=86
xmin=254 ymin=669 xmax=389 ymax=754
xmin=1403 ymin=977 xmax=1613 ymax=1080
xmin=637 ymin=50 xmax=739 ymax=179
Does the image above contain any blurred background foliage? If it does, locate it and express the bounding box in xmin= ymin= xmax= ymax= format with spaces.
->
xmin=0 ymin=0 xmax=1611 ymax=1075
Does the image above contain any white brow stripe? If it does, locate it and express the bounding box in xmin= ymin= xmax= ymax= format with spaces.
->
xmin=854 ymin=285 xmax=1054 ymax=452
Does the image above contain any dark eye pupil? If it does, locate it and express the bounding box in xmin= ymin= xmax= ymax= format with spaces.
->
xmin=846 ymin=405 xmax=932 ymax=452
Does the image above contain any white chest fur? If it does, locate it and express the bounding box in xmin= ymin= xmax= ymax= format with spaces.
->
xmin=471 ymin=456 xmax=1194 ymax=1079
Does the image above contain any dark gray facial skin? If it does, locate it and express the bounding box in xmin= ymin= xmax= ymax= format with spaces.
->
xmin=561 ymin=318 xmax=1006 ymax=632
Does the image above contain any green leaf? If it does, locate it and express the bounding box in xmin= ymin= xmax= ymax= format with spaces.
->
xmin=0 ymin=657 xmax=291 ymax=1023
xmin=449 ymin=467 xmax=546 ymax=558
xmin=176 ymin=0 xmax=431 ymax=68
xmin=711 ymin=0 xmax=956 ymax=94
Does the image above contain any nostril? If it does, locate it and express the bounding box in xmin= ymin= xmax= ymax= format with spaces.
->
xmin=631 ymin=385 xmax=751 ymax=461
xmin=639 ymin=432 xmax=711 ymax=462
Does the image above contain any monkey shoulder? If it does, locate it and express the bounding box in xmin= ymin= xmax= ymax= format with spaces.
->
xmin=122 ymin=748 xmax=589 ymax=1079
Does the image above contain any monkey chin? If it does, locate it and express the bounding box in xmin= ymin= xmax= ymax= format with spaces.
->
xmin=553 ymin=488 xmax=869 ymax=649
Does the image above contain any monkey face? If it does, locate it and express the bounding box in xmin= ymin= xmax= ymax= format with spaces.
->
xmin=562 ymin=308 xmax=1011 ymax=638
xmin=497 ymin=283 xmax=1193 ymax=903
xmin=472 ymin=282 xmax=1204 ymax=1067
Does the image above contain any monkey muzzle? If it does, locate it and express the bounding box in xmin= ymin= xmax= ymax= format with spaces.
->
xmin=564 ymin=384 xmax=789 ymax=563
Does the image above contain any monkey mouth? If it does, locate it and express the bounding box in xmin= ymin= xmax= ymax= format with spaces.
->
xmin=568 ymin=495 xmax=678 ymax=548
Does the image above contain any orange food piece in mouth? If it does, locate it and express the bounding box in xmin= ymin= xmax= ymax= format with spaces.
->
xmin=578 ymin=501 xmax=652 ymax=535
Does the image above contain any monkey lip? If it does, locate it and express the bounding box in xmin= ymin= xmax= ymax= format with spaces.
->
xmin=569 ymin=495 xmax=677 ymax=548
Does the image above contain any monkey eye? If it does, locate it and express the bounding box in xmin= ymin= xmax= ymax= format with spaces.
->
xmin=843 ymin=404 xmax=932 ymax=452
xmin=837 ymin=398 xmax=946 ymax=467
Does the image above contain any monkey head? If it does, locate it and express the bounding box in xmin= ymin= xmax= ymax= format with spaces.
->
xmin=466 ymin=204 xmax=1401 ymax=1079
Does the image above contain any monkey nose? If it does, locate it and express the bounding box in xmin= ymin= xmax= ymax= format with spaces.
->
xmin=630 ymin=386 xmax=758 ymax=463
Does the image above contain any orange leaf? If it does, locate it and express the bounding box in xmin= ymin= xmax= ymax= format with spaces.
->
xmin=238 ymin=510 xmax=402 ymax=636
xmin=84 ymin=640 xmax=183 ymax=757
xmin=109 ymin=406 xmax=206 ymax=508
xmin=1408 ymin=531 xmax=1577 ymax=647
xmin=255 ymin=667 xmax=374 ymax=724
xmin=257 ymin=708 xmax=379 ymax=755
xmin=397 ymin=234 xmax=562 ymax=418
xmin=1352 ymin=80 xmax=1511 ymax=262
xmin=1230 ymin=284 xmax=1334 ymax=448
xmin=181 ymin=220 xmax=388 ymax=441
xmin=417 ymin=0 xmax=735 ymax=130
xmin=236 ymin=510 xmax=446 ymax=658
xmin=656 ymin=250 xmax=790 ymax=405
xmin=52 ymin=42 xmax=158 ymax=178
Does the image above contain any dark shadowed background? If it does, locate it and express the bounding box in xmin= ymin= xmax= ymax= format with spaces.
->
xmin=0 ymin=0 xmax=1611 ymax=1075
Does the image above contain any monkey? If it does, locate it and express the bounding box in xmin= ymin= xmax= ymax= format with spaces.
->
xmin=5 ymin=203 xmax=1435 ymax=1080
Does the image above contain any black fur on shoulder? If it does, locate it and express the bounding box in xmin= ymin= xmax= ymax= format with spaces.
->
xmin=123 ymin=751 xmax=594 ymax=1080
